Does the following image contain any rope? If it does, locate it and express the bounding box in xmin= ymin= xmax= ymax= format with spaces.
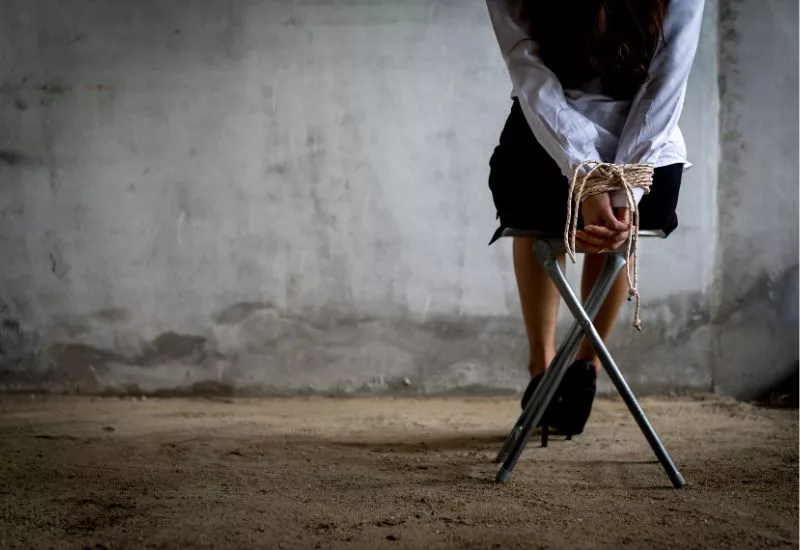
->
xmin=564 ymin=161 xmax=654 ymax=331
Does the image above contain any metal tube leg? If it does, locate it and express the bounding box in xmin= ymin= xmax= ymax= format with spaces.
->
xmin=546 ymin=258 xmax=687 ymax=489
xmin=495 ymin=248 xmax=626 ymax=466
xmin=495 ymin=334 xmax=576 ymax=480
xmin=495 ymin=244 xmax=627 ymax=482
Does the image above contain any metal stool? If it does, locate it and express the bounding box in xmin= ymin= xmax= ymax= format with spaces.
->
xmin=494 ymin=229 xmax=686 ymax=488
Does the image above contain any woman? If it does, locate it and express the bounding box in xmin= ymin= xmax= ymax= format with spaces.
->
xmin=485 ymin=0 xmax=705 ymax=436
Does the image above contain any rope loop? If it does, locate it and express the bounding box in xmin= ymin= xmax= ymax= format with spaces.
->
xmin=564 ymin=161 xmax=654 ymax=330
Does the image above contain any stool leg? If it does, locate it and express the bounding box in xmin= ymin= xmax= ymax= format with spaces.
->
xmin=495 ymin=248 xmax=625 ymax=466
xmin=545 ymin=252 xmax=687 ymax=489
xmin=495 ymin=243 xmax=627 ymax=482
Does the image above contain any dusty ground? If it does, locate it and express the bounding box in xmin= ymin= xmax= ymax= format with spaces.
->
xmin=0 ymin=395 xmax=796 ymax=549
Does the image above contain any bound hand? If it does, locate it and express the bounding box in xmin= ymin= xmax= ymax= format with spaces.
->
xmin=576 ymin=193 xmax=630 ymax=253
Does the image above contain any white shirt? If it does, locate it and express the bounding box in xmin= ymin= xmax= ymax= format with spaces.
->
xmin=486 ymin=0 xmax=705 ymax=206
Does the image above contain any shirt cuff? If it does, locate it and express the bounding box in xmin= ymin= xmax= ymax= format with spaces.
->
xmin=610 ymin=187 xmax=646 ymax=208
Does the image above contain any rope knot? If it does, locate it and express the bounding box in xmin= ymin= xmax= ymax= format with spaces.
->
xmin=564 ymin=160 xmax=654 ymax=330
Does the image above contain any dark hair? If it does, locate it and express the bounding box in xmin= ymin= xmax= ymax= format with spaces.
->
xmin=525 ymin=0 xmax=668 ymax=99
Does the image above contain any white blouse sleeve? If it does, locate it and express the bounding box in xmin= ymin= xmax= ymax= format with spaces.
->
xmin=486 ymin=0 xmax=603 ymax=179
xmin=612 ymin=0 xmax=705 ymax=207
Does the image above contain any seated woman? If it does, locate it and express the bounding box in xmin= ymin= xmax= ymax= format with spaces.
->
xmin=485 ymin=0 xmax=705 ymax=435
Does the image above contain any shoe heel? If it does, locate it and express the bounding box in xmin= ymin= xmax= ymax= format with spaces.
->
xmin=541 ymin=424 xmax=549 ymax=448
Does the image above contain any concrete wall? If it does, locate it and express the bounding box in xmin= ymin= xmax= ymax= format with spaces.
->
xmin=0 ymin=0 xmax=794 ymax=398
xmin=716 ymin=0 xmax=799 ymax=399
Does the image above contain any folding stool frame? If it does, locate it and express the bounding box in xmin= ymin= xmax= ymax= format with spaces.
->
xmin=494 ymin=229 xmax=686 ymax=489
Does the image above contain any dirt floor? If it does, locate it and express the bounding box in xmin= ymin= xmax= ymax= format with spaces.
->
xmin=0 ymin=395 xmax=796 ymax=549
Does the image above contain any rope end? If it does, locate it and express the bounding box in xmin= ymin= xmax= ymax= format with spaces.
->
xmin=630 ymin=289 xmax=643 ymax=331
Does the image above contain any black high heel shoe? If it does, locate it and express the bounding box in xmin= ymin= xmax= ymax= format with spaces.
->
xmin=519 ymin=361 xmax=597 ymax=446
xmin=550 ymin=360 xmax=597 ymax=438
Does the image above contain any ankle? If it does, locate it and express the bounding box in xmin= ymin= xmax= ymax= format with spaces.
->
xmin=528 ymin=349 xmax=554 ymax=378
xmin=575 ymin=355 xmax=601 ymax=377
xmin=528 ymin=364 xmax=545 ymax=378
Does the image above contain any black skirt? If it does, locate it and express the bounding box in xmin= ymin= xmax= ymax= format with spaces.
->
xmin=488 ymin=99 xmax=683 ymax=245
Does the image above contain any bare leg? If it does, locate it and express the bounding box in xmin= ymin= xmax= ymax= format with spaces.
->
xmin=512 ymin=237 xmax=565 ymax=378
xmin=576 ymin=253 xmax=630 ymax=375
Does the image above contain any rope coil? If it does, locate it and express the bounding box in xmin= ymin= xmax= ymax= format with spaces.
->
xmin=564 ymin=161 xmax=654 ymax=331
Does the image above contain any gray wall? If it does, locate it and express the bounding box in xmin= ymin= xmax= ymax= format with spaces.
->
xmin=0 ymin=0 xmax=795 ymax=398
xmin=716 ymin=0 xmax=799 ymax=399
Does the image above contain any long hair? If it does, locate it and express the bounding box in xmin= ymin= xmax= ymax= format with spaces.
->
xmin=525 ymin=0 xmax=668 ymax=99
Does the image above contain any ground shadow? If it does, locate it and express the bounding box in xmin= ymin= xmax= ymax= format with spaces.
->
xmin=325 ymin=432 xmax=508 ymax=453
xmin=755 ymin=366 xmax=799 ymax=409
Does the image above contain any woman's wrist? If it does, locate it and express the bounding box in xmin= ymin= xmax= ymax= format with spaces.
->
xmin=610 ymin=188 xmax=646 ymax=208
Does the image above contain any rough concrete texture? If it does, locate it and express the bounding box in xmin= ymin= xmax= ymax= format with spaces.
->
xmin=0 ymin=0 xmax=794 ymax=397
xmin=716 ymin=0 xmax=800 ymax=399
xmin=0 ymin=395 xmax=797 ymax=548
